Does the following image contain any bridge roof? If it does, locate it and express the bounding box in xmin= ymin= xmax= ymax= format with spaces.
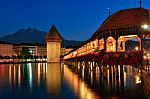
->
xmin=97 ymin=8 xmax=150 ymax=32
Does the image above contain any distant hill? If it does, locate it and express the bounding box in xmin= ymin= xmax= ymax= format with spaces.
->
xmin=0 ymin=28 xmax=84 ymax=48
xmin=0 ymin=28 xmax=46 ymax=44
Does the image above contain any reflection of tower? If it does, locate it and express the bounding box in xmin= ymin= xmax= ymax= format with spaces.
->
xmin=46 ymin=63 xmax=61 ymax=98
xmin=45 ymin=25 xmax=62 ymax=62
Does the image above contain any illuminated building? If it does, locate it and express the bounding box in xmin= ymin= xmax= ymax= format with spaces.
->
xmin=0 ymin=41 xmax=13 ymax=56
xmin=13 ymin=43 xmax=46 ymax=56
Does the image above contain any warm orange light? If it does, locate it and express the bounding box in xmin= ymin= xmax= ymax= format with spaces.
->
xmin=143 ymin=56 xmax=147 ymax=60
xmin=135 ymin=46 xmax=139 ymax=51
xmin=135 ymin=75 xmax=141 ymax=84
xmin=142 ymin=24 xmax=148 ymax=29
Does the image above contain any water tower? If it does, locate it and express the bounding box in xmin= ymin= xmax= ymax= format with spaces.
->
xmin=45 ymin=25 xmax=62 ymax=62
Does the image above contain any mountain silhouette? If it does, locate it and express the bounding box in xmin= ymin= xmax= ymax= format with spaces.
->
xmin=0 ymin=28 xmax=83 ymax=48
xmin=0 ymin=28 xmax=46 ymax=44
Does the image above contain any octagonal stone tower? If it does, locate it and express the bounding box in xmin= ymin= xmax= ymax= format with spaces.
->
xmin=45 ymin=25 xmax=62 ymax=62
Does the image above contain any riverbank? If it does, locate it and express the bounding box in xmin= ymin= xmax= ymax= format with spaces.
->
xmin=0 ymin=59 xmax=46 ymax=64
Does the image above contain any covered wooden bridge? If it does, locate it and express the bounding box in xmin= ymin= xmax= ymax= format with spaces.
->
xmin=63 ymin=8 xmax=150 ymax=66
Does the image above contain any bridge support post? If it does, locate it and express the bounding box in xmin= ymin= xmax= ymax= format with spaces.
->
xmin=120 ymin=65 xmax=124 ymax=91
xmin=116 ymin=65 xmax=119 ymax=78
xmin=109 ymin=65 xmax=112 ymax=78
xmin=113 ymin=65 xmax=115 ymax=77
xmin=103 ymin=65 xmax=108 ymax=79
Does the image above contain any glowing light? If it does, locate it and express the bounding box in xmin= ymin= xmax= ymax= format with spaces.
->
xmin=135 ymin=76 xmax=141 ymax=84
xmin=135 ymin=46 xmax=139 ymax=51
xmin=106 ymin=36 xmax=116 ymax=52
xmin=143 ymin=56 xmax=147 ymax=60
xmin=142 ymin=24 xmax=148 ymax=29
xmin=29 ymin=50 xmax=32 ymax=53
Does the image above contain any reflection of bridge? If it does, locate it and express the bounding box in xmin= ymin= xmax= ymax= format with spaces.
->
xmin=63 ymin=8 xmax=150 ymax=66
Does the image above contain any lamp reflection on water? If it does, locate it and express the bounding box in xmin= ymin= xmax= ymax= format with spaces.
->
xmin=37 ymin=63 xmax=47 ymax=87
xmin=38 ymin=63 xmax=41 ymax=86
xmin=9 ymin=64 xmax=12 ymax=86
xmin=28 ymin=63 xmax=32 ymax=88
xmin=64 ymin=64 xmax=99 ymax=99
xmin=0 ymin=62 xmax=143 ymax=98
xmin=18 ymin=64 xmax=21 ymax=87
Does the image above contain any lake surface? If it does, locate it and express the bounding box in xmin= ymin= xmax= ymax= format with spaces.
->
xmin=0 ymin=63 xmax=146 ymax=99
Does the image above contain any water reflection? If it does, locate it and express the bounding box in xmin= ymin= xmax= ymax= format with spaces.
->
xmin=46 ymin=63 xmax=61 ymax=98
xmin=0 ymin=63 xmax=146 ymax=99
xmin=8 ymin=64 xmax=22 ymax=88
xmin=67 ymin=63 xmax=145 ymax=99
xmin=64 ymin=64 xmax=99 ymax=99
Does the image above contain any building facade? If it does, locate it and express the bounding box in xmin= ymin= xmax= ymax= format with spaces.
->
xmin=13 ymin=43 xmax=46 ymax=56
xmin=0 ymin=41 xmax=13 ymax=56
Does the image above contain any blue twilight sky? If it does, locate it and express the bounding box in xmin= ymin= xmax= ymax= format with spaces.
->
xmin=0 ymin=0 xmax=150 ymax=40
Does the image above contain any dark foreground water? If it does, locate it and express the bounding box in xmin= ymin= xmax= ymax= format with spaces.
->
xmin=0 ymin=63 xmax=146 ymax=99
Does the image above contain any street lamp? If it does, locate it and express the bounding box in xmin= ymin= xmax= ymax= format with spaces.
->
xmin=107 ymin=8 xmax=111 ymax=17
xmin=141 ymin=24 xmax=150 ymax=30
xmin=141 ymin=24 xmax=148 ymax=29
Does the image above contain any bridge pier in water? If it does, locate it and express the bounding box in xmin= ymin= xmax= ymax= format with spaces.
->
xmin=64 ymin=60 xmax=124 ymax=81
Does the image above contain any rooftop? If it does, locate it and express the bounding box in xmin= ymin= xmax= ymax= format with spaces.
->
xmin=97 ymin=8 xmax=150 ymax=31
xmin=45 ymin=25 xmax=62 ymax=42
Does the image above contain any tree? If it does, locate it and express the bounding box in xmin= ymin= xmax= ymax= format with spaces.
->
xmin=20 ymin=47 xmax=31 ymax=56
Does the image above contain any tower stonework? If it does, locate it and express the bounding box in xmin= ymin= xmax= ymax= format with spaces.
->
xmin=45 ymin=25 xmax=62 ymax=62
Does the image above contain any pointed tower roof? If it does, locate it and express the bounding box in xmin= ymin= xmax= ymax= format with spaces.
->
xmin=45 ymin=25 xmax=62 ymax=42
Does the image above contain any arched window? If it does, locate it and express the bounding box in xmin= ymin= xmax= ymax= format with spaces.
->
xmin=106 ymin=37 xmax=116 ymax=52
xmin=118 ymin=35 xmax=141 ymax=52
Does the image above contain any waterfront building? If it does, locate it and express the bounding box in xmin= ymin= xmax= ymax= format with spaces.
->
xmin=0 ymin=41 xmax=13 ymax=56
xmin=36 ymin=43 xmax=47 ymax=56
xmin=13 ymin=43 xmax=46 ymax=56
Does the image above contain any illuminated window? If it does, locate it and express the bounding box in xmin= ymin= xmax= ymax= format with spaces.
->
xmin=99 ymin=38 xmax=104 ymax=50
xmin=106 ymin=37 xmax=116 ymax=52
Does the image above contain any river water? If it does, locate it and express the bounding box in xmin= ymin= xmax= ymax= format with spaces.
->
xmin=0 ymin=63 xmax=146 ymax=99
